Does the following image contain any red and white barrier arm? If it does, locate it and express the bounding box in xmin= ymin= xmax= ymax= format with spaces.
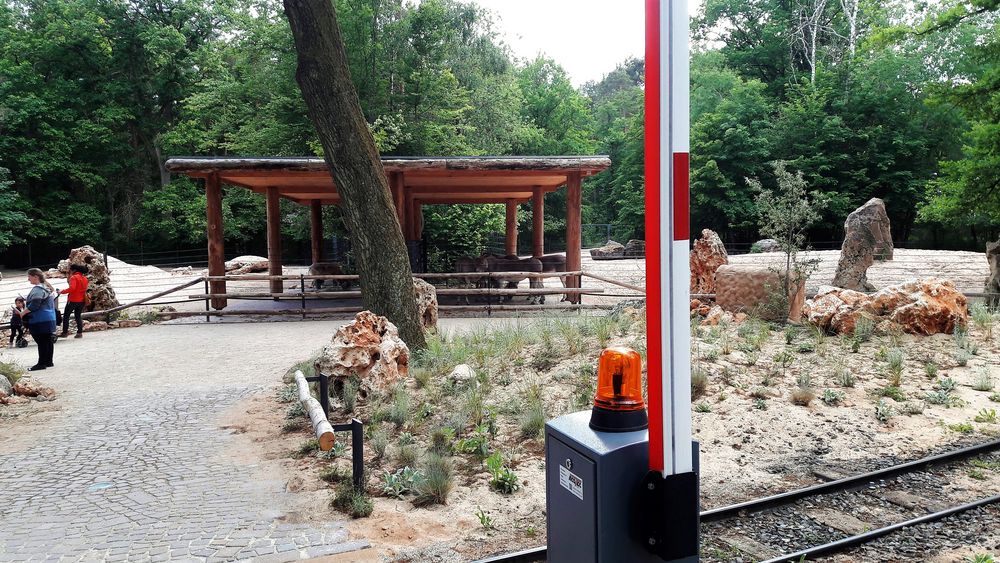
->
xmin=645 ymin=0 xmax=692 ymax=476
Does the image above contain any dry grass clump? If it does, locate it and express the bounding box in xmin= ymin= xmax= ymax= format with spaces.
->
xmin=413 ymin=453 xmax=453 ymax=507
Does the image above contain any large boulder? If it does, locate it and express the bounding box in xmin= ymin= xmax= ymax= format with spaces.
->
xmin=805 ymin=278 xmax=967 ymax=335
xmin=715 ymin=264 xmax=806 ymax=323
xmin=589 ymin=240 xmax=626 ymax=260
xmin=413 ymin=278 xmax=438 ymax=331
xmin=225 ymin=255 xmax=269 ymax=275
xmin=61 ymin=246 xmax=120 ymax=314
xmin=690 ymin=229 xmax=728 ymax=295
xmin=832 ymin=199 xmax=893 ymax=291
xmin=314 ymin=311 xmax=410 ymax=397
xmin=624 ymin=239 xmax=645 ymax=257
xmin=986 ymin=240 xmax=1000 ymax=309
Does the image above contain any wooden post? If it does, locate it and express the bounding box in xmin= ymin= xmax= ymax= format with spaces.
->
xmin=565 ymin=172 xmax=582 ymax=303
xmin=205 ymin=173 xmax=227 ymax=310
xmin=404 ymin=191 xmax=415 ymax=240
xmin=505 ymin=199 xmax=518 ymax=256
xmin=390 ymin=172 xmax=406 ymax=232
xmin=310 ymin=200 xmax=323 ymax=265
xmin=532 ymin=187 xmax=544 ymax=257
xmin=413 ymin=201 xmax=423 ymax=240
xmin=266 ymin=187 xmax=283 ymax=295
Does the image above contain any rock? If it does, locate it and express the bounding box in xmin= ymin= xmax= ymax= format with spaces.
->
xmin=624 ymin=239 xmax=645 ymax=257
xmin=752 ymin=239 xmax=781 ymax=253
xmin=610 ymin=299 xmax=646 ymax=318
xmin=690 ymin=299 xmax=711 ymax=316
xmin=985 ymin=240 xmax=1000 ymax=309
xmin=83 ymin=321 xmax=109 ymax=332
xmin=314 ymin=311 xmax=410 ymax=397
xmin=701 ymin=305 xmax=733 ymax=326
xmin=225 ymin=255 xmax=269 ymax=275
xmin=62 ymin=246 xmax=120 ymax=314
xmin=412 ymin=278 xmax=438 ymax=331
xmin=804 ymin=278 xmax=967 ymax=335
xmin=0 ymin=374 xmax=12 ymax=396
xmin=690 ymin=229 xmax=728 ymax=294
xmin=171 ymin=266 xmax=194 ymax=275
xmin=157 ymin=306 xmax=178 ymax=321
xmin=112 ymin=320 xmax=142 ymax=329
xmin=714 ymin=264 xmax=806 ymax=323
xmin=448 ymin=364 xmax=476 ymax=385
xmin=589 ymin=240 xmax=626 ymax=259
xmin=45 ymin=267 xmax=65 ymax=279
xmin=12 ymin=380 xmax=55 ymax=399
xmin=832 ymin=198 xmax=893 ymax=291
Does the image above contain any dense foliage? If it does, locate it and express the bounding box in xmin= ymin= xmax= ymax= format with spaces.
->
xmin=0 ymin=0 xmax=995 ymax=265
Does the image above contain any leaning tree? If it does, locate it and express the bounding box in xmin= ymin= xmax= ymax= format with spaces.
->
xmin=283 ymin=0 xmax=426 ymax=349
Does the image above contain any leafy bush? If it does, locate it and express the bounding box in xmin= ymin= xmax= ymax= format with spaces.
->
xmin=875 ymin=399 xmax=894 ymax=422
xmin=456 ymin=425 xmax=491 ymax=460
xmin=821 ymin=389 xmax=845 ymax=406
xmin=332 ymin=483 xmax=373 ymax=518
xmin=382 ymin=466 xmax=424 ymax=498
xmin=486 ymin=452 xmax=520 ymax=494
xmin=974 ymin=408 xmax=998 ymax=423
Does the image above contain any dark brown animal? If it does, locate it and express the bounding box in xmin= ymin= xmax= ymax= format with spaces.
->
xmin=309 ymin=262 xmax=352 ymax=291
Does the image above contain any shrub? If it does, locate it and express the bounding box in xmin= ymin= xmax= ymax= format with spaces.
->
xmin=877 ymin=386 xmax=907 ymax=402
xmin=971 ymin=303 xmax=994 ymax=339
xmin=342 ymin=378 xmax=360 ymax=414
xmin=369 ymin=426 xmax=390 ymax=461
xmin=948 ymin=422 xmax=974 ymax=434
xmin=821 ymin=389 xmax=845 ymax=406
xmin=955 ymin=348 xmax=973 ymax=366
xmin=974 ymin=368 xmax=995 ymax=392
xmin=285 ymin=402 xmax=306 ymax=420
xmin=389 ymin=385 xmax=410 ymax=427
xmin=923 ymin=362 xmax=939 ymax=379
xmin=974 ymin=409 xmax=998 ymax=423
xmin=396 ymin=444 xmax=420 ymax=468
xmin=413 ymin=454 xmax=453 ymax=506
xmin=691 ymin=367 xmax=709 ymax=398
xmin=853 ymin=316 xmax=876 ymax=342
xmin=875 ymin=400 xmax=894 ymax=422
xmin=429 ymin=426 xmax=455 ymax=456
xmin=382 ymin=466 xmax=424 ymax=498
xmin=519 ymin=391 xmax=546 ymax=439
xmin=753 ymin=398 xmax=768 ymax=410
xmin=295 ymin=438 xmax=319 ymax=456
xmin=886 ymin=348 xmax=905 ymax=387
xmin=991 ymin=393 xmax=1000 ymax=403
xmin=834 ymin=363 xmax=855 ymax=388
xmin=486 ymin=452 xmax=520 ymax=494
xmin=925 ymin=390 xmax=955 ymax=406
xmin=790 ymin=387 xmax=815 ymax=406
xmin=332 ymin=483 xmax=373 ymax=518
xmin=456 ymin=425 xmax=491 ymax=460
xmin=276 ymin=384 xmax=298 ymax=403
xmin=938 ymin=377 xmax=959 ymax=392
xmin=319 ymin=465 xmax=349 ymax=483
xmin=695 ymin=402 xmax=712 ymax=413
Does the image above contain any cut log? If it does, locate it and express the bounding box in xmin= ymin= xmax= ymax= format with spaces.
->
xmin=294 ymin=370 xmax=335 ymax=451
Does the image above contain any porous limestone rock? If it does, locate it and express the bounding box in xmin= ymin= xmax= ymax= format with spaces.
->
xmin=985 ymin=240 xmax=1000 ymax=309
xmin=412 ymin=278 xmax=438 ymax=331
xmin=624 ymin=239 xmax=645 ymax=257
xmin=448 ymin=364 xmax=476 ymax=385
xmin=61 ymin=246 xmax=119 ymax=314
xmin=589 ymin=240 xmax=626 ymax=259
xmin=0 ymin=374 xmax=12 ymax=396
xmin=714 ymin=264 xmax=806 ymax=323
xmin=805 ymin=278 xmax=967 ymax=335
xmin=111 ymin=320 xmax=143 ymax=329
xmin=225 ymin=255 xmax=269 ymax=275
xmin=12 ymin=380 xmax=55 ymax=399
xmin=832 ymin=199 xmax=893 ymax=291
xmin=314 ymin=311 xmax=410 ymax=397
xmin=82 ymin=321 xmax=109 ymax=332
xmin=690 ymin=229 xmax=728 ymax=295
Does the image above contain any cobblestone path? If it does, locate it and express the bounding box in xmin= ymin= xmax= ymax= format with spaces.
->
xmin=0 ymin=321 xmax=368 ymax=562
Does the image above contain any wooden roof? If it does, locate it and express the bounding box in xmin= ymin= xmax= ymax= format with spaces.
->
xmin=164 ymin=156 xmax=611 ymax=205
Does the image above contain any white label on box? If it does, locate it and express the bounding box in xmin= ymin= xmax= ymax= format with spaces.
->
xmin=559 ymin=464 xmax=584 ymax=500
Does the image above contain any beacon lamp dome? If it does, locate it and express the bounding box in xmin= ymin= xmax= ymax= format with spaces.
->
xmin=589 ymin=346 xmax=649 ymax=432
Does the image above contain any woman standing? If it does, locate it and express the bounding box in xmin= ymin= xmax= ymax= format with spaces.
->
xmin=20 ymin=268 xmax=57 ymax=371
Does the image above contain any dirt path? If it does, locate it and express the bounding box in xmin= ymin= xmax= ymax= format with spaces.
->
xmin=0 ymin=321 xmax=373 ymax=562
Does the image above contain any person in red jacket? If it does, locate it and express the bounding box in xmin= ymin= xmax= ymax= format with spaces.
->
xmin=60 ymin=263 xmax=90 ymax=338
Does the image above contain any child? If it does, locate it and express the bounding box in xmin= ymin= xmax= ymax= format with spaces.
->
xmin=9 ymin=297 xmax=25 ymax=347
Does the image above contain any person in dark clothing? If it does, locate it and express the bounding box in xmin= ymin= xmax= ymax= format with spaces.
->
xmin=9 ymin=297 xmax=25 ymax=346
xmin=60 ymin=263 xmax=89 ymax=338
xmin=20 ymin=268 xmax=57 ymax=370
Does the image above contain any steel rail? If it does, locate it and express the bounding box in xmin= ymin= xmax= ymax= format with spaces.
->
xmin=759 ymin=493 xmax=1000 ymax=563
xmin=701 ymin=437 xmax=1000 ymax=523
xmin=474 ymin=438 xmax=1000 ymax=563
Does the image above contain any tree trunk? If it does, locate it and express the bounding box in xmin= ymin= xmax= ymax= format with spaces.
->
xmin=283 ymin=0 xmax=426 ymax=349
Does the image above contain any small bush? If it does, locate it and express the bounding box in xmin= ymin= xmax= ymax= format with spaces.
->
xmin=796 ymin=373 xmax=813 ymax=389
xmin=382 ymin=466 xmax=424 ymax=498
xmin=397 ymin=444 xmax=420 ymax=467
xmin=821 ymin=389 xmax=845 ymax=406
xmin=796 ymin=341 xmax=815 ymax=353
xmin=948 ymin=422 xmax=974 ymax=434
xmin=476 ymin=507 xmax=494 ymax=529
xmin=925 ymin=390 xmax=955 ymax=406
xmin=342 ymin=378 xmax=360 ymax=414
xmin=886 ymin=348 xmax=905 ymax=387
xmin=429 ymin=426 xmax=456 ymax=456
xmin=413 ymin=454 xmax=453 ymax=506
xmin=285 ymin=402 xmax=306 ymax=420
xmin=276 ymin=384 xmax=298 ymax=403
xmin=923 ymin=362 xmax=939 ymax=379
xmin=519 ymin=391 xmax=546 ymax=439
xmin=974 ymin=408 xmax=998 ymax=424
xmin=694 ymin=402 xmax=712 ymax=413
xmin=753 ymin=398 xmax=768 ymax=410
xmin=456 ymin=425 xmax=491 ymax=460
xmin=971 ymin=303 xmax=994 ymax=339
xmin=332 ymin=483 xmax=373 ymax=518
xmin=790 ymin=387 xmax=815 ymax=406
xmin=389 ymin=385 xmax=410 ymax=427
xmin=875 ymin=399 xmax=894 ymax=422
xmin=691 ymin=367 xmax=709 ymax=398
xmin=319 ymin=465 xmax=349 ymax=483
xmin=703 ymin=348 xmax=719 ymax=362
xmin=486 ymin=452 xmax=520 ymax=494
xmin=974 ymin=368 xmax=995 ymax=392
xmin=783 ymin=325 xmax=797 ymax=345
xmin=853 ymin=316 xmax=876 ymax=342
xmin=369 ymin=426 xmax=390 ymax=461
xmin=990 ymin=393 xmax=1000 ymax=403
xmin=295 ymin=438 xmax=319 ymax=457
xmin=955 ymin=348 xmax=973 ymax=366
xmin=412 ymin=367 xmax=433 ymax=389
xmin=938 ymin=377 xmax=959 ymax=392
xmin=901 ymin=402 xmax=925 ymax=416
xmin=877 ymin=386 xmax=907 ymax=402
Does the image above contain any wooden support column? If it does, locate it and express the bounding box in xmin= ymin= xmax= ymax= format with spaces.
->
xmin=310 ymin=200 xmax=324 ymax=265
xmin=505 ymin=199 xmax=518 ymax=256
xmin=390 ymin=172 xmax=406 ymax=233
xmin=532 ymin=187 xmax=544 ymax=257
xmin=413 ymin=202 xmax=424 ymax=240
xmin=266 ymin=187 xmax=283 ymax=295
xmin=565 ymin=172 xmax=582 ymax=303
xmin=205 ymin=173 xmax=227 ymax=310
xmin=404 ymin=191 xmax=415 ymax=240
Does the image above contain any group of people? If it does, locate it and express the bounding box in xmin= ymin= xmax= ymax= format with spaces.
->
xmin=8 ymin=265 xmax=90 ymax=371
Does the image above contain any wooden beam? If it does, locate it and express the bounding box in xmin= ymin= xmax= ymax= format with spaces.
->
xmin=310 ymin=200 xmax=324 ymax=264
xmin=565 ymin=172 xmax=582 ymax=304
xmin=505 ymin=199 xmax=518 ymax=256
xmin=266 ymin=186 xmax=283 ymax=295
xmin=404 ymin=190 xmax=415 ymax=240
xmin=205 ymin=173 xmax=227 ymax=310
xmin=413 ymin=201 xmax=424 ymax=240
xmin=532 ymin=187 xmax=544 ymax=257
xmin=390 ymin=172 xmax=406 ymax=232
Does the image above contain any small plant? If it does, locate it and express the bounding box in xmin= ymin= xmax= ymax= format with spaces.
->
xmin=319 ymin=465 xmax=349 ymax=483
xmin=784 ymin=325 xmax=798 ymax=345
xmin=975 ymin=408 xmax=998 ymax=423
xmin=456 ymin=425 xmax=491 ymax=460
xmin=691 ymin=367 xmax=709 ymax=398
xmin=877 ymin=386 xmax=907 ymax=402
xmin=796 ymin=341 xmax=815 ymax=353
xmin=519 ymin=386 xmax=546 ymax=439
xmin=389 ymin=385 xmax=410 ymax=427
xmin=875 ymin=399 xmax=894 ymax=422
xmin=853 ymin=316 xmax=875 ymax=342
xmin=821 ymin=389 xmax=845 ymax=406
xmin=968 ymin=468 xmax=987 ymax=480
xmin=429 ymin=426 xmax=455 ymax=456
xmin=332 ymin=483 xmax=373 ymax=518
xmin=937 ymin=378 xmax=959 ymax=392
xmin=948 ymin=422 xmax=975 ymax=434
xmin=413 ymin=454 xmax=454 ymax=507
xmin=753 ymin=398 xmax=768 ymax=410
xmin=923 ymin=362 xmax=939 ymax=379
xmin=971 ymin=458 xmax=1000 ymax=471
xmin=974 ymin=368 xmax=995 ymax=392
xmin=796 ymin=373 xmax=813 ymax=389
xmin=475 ymin=507 xmax=494 ymax=530
xmin=925 ymin=390 xmax=955 ymax=406
xmin=319 ymin=440 xmax=348 ymax=460
xmin=396 ymin=444 xmax=420 ymax=467
xmin=955 ymin=348 xmax=973 ymax=367
xmin=773 ymin=350 xmax=795 ymax=376
xmin=901 ymin=402 xmax=925 ymax=416
xmin=744 ymin=350 xmax=760 ymax=366
xmin=965 ymin=554 xmax=996 ymax=563
xmin=285 ymin=402 xmax=306 ymax=420
xmin=412 ymin=367 xmax=433 ymax=389
xmin=991 ymin=393 xmax=1000 ymax=403
xmin=971 ymin=303 xmax=994 ymax=339
xmin=703 ymin=348 xmax=719 ymax=362
xmin=486 ymin=452 xmax=520 ymax=494
xmin=833 ymin=360 xmax=854 ymax=388
xmin=369 ymin=426 xmax=390 ymax=461
xmin=398 ymin=432 xmax=416 ymax=446
xmin=382 ymin=466 xmax=424 ymax=498
xmin=342 ymin=378 xmax=360 ymax=413
xmin=295 ymin=438 xmax=319 ymax=456
xmin=791 ymin=387 xmax=816 ymax=406
xmin=276 ymin=384 xmax=298 ymax=403
xmin=885 ymin=348 xmax=905 ymax=387
xmin=695 ymin=402 xmax=712 ymax=413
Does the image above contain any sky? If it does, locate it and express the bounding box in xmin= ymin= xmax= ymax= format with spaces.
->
xmin=466 ymin=0 xmax=647 ymax=87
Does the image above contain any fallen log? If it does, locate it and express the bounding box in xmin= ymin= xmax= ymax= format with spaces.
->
xmin=294 ymin=370 xmax=335 ymax=451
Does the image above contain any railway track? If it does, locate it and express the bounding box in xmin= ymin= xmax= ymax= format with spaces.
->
xmin=476 ymin=438 xmax=1000 ymax=563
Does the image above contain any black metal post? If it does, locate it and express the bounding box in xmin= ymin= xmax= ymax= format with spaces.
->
xmin=204 ymin=278 xmax=210 ymax=323
xmin=350 ymin=418 xmax=364 ymax=491
xmin=300 ymin=273 xmax=306 ymax=319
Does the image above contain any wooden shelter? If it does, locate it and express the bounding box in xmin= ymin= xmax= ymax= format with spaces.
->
xmin=164 ymin=156 xmax=611 ymax=309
